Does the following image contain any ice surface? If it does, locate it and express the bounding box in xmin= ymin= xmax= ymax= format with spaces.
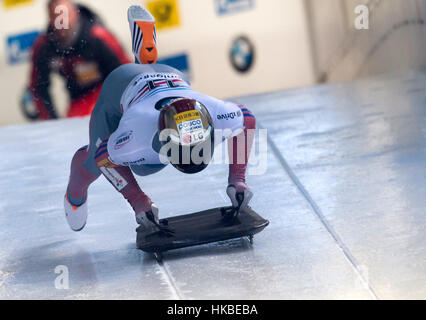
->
xmin=0 ymin=71 xmax=425 ymax=299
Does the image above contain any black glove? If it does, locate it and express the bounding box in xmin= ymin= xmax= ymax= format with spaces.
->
xmin=20 ymin=88 xmax=40 ymax=121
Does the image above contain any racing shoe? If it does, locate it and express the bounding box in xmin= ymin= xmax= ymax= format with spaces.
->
xmin=64 ymin=193 xmax=88 ymax=232
xmin=127 ymin=5 xmax=158 ymax=64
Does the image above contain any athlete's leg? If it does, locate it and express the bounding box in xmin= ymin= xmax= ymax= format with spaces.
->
xmin=66 ymin=145 xmax=99 ymax=206
xmin=65 ymin=144 xmax=99 ymax=231
xmin=66 ymin=65 xmax=144 ymax=209
xmin=83 ymin=64 xmax=151 ymax=176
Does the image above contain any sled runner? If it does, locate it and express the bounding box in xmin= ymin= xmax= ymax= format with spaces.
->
xmin=136 ymin=206 xmax=269 ymax=262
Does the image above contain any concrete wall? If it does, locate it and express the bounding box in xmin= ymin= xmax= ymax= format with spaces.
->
xmin=0 ymin=0 xmax=314 ymax=126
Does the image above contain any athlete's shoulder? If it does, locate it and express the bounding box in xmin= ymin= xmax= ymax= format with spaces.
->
xmin=90 ymin=24 xmax=116 ymax=42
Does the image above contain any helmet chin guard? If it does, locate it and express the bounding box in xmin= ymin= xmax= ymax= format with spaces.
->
xmin=158 ymin=98 xmax=214 ymax=174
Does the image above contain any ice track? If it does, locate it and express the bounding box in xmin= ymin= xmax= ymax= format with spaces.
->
xmin=0 ymin=71 xmax=425 ymax=299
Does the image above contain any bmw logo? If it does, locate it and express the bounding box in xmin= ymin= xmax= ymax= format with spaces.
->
xmin=230 ymin=36 xmax=255 ymax=73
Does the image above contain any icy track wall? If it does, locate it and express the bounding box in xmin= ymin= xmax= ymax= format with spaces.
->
xmin=306 ymin=0 xmax=426 ymax=82
xmin=0 ymin=0 xmax=312 ymax=126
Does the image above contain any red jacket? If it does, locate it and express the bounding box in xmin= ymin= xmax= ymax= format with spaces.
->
xmin=30 ymin=5 xmax=131 ymax=119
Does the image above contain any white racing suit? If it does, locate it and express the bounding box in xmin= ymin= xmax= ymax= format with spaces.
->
xmin=66 ymin=63 xmax=256 ymax=221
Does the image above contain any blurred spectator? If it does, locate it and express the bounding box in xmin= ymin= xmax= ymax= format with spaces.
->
xmin=27 ymin=0 xmax=131 ymax=120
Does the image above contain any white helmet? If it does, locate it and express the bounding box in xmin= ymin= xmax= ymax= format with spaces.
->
xmin=158 ymin=98 xmax=214 ymax=174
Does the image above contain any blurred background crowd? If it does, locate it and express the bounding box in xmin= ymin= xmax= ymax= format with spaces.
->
xmin=0 ymin=0 xmax=425 ymax=126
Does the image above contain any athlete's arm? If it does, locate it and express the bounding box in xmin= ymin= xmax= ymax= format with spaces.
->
xmin=227 ymin=104 xmax=256 ymax=190
xmin=29 ymin=35 xmax=58 ymax=120
xmin=93 ymin=113 xmax=154 ymax=218
xmin=95 ymin=139 xmax=153 ymax=216
xmin=207 ymin=98 xmax=256 ymax=209
xmin=225 ymin=104 xmax=256 ymax=211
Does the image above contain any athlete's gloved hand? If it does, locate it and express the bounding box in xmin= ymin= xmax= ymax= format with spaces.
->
xmin=135 ymin=202 xmax=159 ymax=229
xmin=226 ymin=182 xmax=253 ymax=212
xmin=136 ymin=201 xmax=174 ymax=235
